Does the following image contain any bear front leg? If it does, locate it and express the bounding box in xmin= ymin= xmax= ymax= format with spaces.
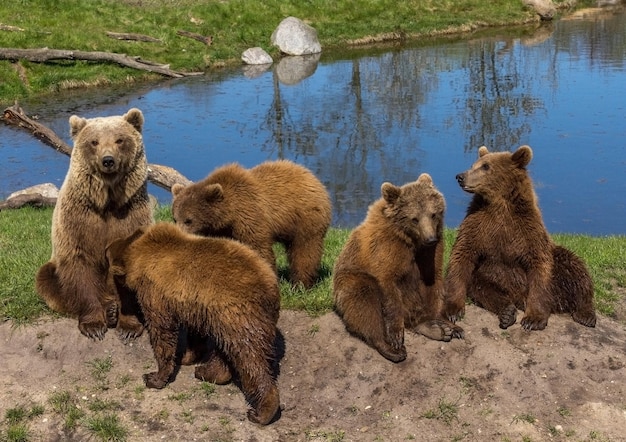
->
xmin=520 ymin=266 xmax=552 ymax=331
xmin=443 ymin=248 xmax=475 ymax=323
xmin=380 ymin=284 xmax=407 ymax=362
xmin=143 ymin=322 xmax=179 ymax=389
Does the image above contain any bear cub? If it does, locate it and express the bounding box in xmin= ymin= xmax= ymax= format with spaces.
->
xmin=36 ymin=108 xmax=153 ymax=340
xmin=333 ymin=174 xmax=464 ymax=362
xmin=106 ymin=223 xmax=281 ymax=425
xmin=171 ymin=160 xmax=332 ymax=288
xmin=445 ymin=145 xmax=597 ymax=331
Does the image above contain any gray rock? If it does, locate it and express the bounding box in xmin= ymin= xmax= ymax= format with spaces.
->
xmin=271 ymin=17 xmax=322 ymax=56
xmin=9 ymin=183 xmax=59 ymax=199
xmin=522 ymin=0 xmax=557 ymax=20
xmin=242 ymin=47 xmax=273 ymax=65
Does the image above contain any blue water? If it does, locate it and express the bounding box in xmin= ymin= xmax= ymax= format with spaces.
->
xmin=1 ymin=8 xmax=625 ymax=235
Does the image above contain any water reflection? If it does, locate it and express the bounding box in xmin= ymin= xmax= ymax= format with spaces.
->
xmin=1 ymin=8 xmax=625 ymax=235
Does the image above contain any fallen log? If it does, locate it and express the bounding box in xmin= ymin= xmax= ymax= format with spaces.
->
xmin=0 ymin=193 xmax=57 ymax=211
xmin=105 ymin=31 xmax=162 ymax=43
xmin=0 ymin=47 xmax=203 ymax=78
xmin=176 ymin=30 xmax=213 ymax=46
xmin=2 ymin=103 xmax=193 ymax=192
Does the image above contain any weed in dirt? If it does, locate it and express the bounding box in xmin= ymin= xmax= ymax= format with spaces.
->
xmin=87 ymin=399 xmax=122 ymax=413
xmin=199 ymin=381 xmax=216 ymax=398
xmin=180 ymin=410 xmax=194 ymax=424
xmin=308 ymin=323 xmax=321 ymax=336
xmin=4 ymin=424 xmax=29 ymax=442
xmin=133 ymin=385 xmax=145 ymax=400
xmin=422 ymin=397 xmax=460 ymax=425
xmin=86 ymin=356 xmax=113 ymax=390
xmin=304 ymin=429 xmax=346 ymax=441
xmin=557 ymin=406 xmax=571 ymax=417
xmin=512 ymin=413 xmax=536 ymax=424
xmin=84 ymin=414 xmax=128 ymax=442
xmin=4 ymin=407 xmax=28 ymax=424
xmin=168 ymin=392 xmax=192 ymax=402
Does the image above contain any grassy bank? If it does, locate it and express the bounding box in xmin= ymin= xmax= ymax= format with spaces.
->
xmin=1 ymin=206 xmax=624 ymax=325
xmin=0 ymin=0 xmax=585 ymax=104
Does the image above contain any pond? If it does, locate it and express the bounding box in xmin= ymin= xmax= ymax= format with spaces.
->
xmin=1 ymin=7 xmax=625 ymax=235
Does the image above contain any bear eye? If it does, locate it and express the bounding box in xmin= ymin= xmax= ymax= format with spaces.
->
xmin=115 ymin=138 xmax=124 ymax=145
xmin=91 ymin=140 xmax=99 ymax=147
xmin=481 ymin=163 xmax=490 ymax=171
xmin=183 ymin=219 xmax=192 ymax=226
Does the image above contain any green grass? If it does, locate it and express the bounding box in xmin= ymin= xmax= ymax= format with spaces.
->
xmin=0 ymin=0 xmax=587 ymax=104
xmin=1 ymin=205 xmax=624 ymax=326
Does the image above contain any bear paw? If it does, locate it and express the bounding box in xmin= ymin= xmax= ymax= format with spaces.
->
xmin=498 ymin=304 xmax=518 ymax=329
xmin=104 ymin=302 xmax=118 ymax=328
xmin=375 ymin=340 xmax=407 ymax=363
xmin=415 ymin=319 xmax=464 ymax=342
xmin=572 ymin=310 xmax=597 ymax=328
xmin=143 ymin=372 xmax=169 ymax=389
xmin=445 ymin=305 xmax=465 ymax=324
xmin=78 ymin=318 xmax=108 ymax=341
xmin=520 ymin=314 xmax=548 ymax=331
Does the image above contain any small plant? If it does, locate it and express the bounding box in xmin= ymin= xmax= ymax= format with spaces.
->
xmin=5 ymin=423 xmax=29 ymax=442
xmin=512 ymin=413 xmax=536 ymax=424
xmin=422 ymin=397 xmax=459 ymax=425
xmin=85 ymin=414 xmax=128 ymax=442
xmin=199 ymin=382 xmax=216 ymax=398
xmin=308 ymin=323 xmax=321 ymax=336
xmin=5 ymin=406 xmax=28 ymax=424
xmin=168 ymin=392 xmax=192 ymax=402
xmin=557 ymin=406 xmax=571 ymax=417
xmin=86 ymin=356 xmax=114 ymax=390
xmin=88 ymin=399 xmax=122 ymax=413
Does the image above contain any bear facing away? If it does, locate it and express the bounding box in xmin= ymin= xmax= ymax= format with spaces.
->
xmin=445 ymin=145 xmax=596 ymax=331
xmin=106 ymin=223 xmax=281 ymax=425
xmin=36 ymin=108 xmax=153 ymax=340
xmin=171 ymin=159 xmax=332 ymax=288
xmin=333 ymin=174 xmax=464 ymax=363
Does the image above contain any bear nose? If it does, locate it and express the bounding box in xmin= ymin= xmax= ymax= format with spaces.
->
xmin=102 ymin=156 xmax=115 ymax=169
xmin=423 ymin=236 xmax=438 ymax=246
xmin=455 ymin=173 xmax=465 ymax=185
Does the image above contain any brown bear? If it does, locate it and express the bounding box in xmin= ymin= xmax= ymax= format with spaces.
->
xmin=106 ymin=222 xmax=281 ymax=425
xmin=445 ymin=145 xmax=597 ymax=331
xmin=333 ymin=174 xmax=464 ymax=363
xmin=171 ymin=159 xmax=332 ymax=288
xmin=36 ymin=108 xmax=153 ymax=341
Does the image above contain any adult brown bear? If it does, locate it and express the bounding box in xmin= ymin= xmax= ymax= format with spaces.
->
xmin=445 ymin=145 xmax=597 ymax=331
xmin=36 ymin=109 xmax=153 ymax=340
xmin=333 ymin=174 xmax=464 ymax=362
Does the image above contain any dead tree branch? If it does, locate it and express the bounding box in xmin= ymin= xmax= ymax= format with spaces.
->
xmin=105 ymin=31 xmax=162 ymax=43
xmin=0 ymin=47 xmax=203 ymax=78
xmin=2 ymin=103 xmax=193 ymax=191
xmin=176 ymin=30 xmax=213 ymax=46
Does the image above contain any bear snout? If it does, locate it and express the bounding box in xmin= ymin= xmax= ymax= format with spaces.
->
xmin=102 ymin=156 xmax=116 ymax=170
xmin=455 ymin=173 xmax=466 ymax=186
xmin=423 ymin=235 xmax=438 ymax=246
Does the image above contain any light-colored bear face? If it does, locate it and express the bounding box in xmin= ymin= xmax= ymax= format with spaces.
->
xmin=381 ymin=173 xmax=445 ymax=246
xmin=69 ymin=108 xmax=144 ymax=178
xmin=455 ymin=145 xmax=533 ymax=198
xmin=171 ymin=183 xmax=233 ymax=237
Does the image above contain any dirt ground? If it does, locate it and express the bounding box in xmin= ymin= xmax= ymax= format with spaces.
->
xmin=1 ymin=304 xmax=625 ymax=442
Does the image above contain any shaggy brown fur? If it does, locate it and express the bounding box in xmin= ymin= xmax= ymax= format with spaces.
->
xmin=333 ymin=174 xmax=464 ymax=363
xmin=445 ymin=145 xmax=596 ymax=331
xmin=171 ymin=160 xmax=331 ymax=288
xmin=106 ymin=223 xmax=281 ymax=425
xmin=36 ymin=109 xmax=153 ymax=340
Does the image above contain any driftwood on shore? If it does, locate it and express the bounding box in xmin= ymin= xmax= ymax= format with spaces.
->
xmin=1 ymin=103 xmax=193 ymax=209
xmin=105 ymin=31 xmax=162 ymax=43
xmin=176 ymin=30 xmax=213 ymax=46
xmin=0 ymin=47 xmax=203 ymax=78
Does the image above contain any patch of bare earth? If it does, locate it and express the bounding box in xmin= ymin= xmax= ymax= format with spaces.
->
xmin=1 ymin=306 xmax=625 ymax=441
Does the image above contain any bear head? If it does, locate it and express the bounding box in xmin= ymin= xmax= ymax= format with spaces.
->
xmin=455 ymin=145 xmax=533 ymax=201
xmin=381 ymin=173 xmax=445 ymax=246
xmin=171 ymin=182 xmax=233 ymax=237
xmin=69 ymin=108 xmax=145 ymax=180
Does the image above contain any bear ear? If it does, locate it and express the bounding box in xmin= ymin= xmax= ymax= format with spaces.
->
xmin=478 ymin=146 xmax=490 ymax=157
xmin=417 ymin=173 xmax=433 ymax=185
xmin=69 ymin=115 xmax=88 ymax=139
xmin=512 ymin=145 xmax=533 ymax=168
xmin=204 ymin=183 xmax=224 ymax=202
xmin=171 ymin=183 xmax=186 ymax=196
xmin=124 ymin=108 xmax=144 ymax=133
xmin=381 ymin=182 xmax=401 ymax=204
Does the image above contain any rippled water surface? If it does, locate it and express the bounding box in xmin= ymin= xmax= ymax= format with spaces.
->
xmin=1 ymin=8 xmax=625 ymax=235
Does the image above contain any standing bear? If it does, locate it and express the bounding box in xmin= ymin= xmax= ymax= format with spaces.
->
xmin=171 ymin=160 xmax=332 ymax=288
xmin=445 ymin=145 xmax=597 ymax=331
xmin=106 ymin=223 xmax=281 ymax=425
xmin=333 ymin=174 xmax=464 ymax=363
xmin=36 ymin=108 xmax=153 ymax=340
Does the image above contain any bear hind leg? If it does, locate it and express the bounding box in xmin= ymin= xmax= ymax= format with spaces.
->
xmin=286 ymin=234 xmax=325 ymax=288
xmin=552 ymin=246 xmax=597 ymax=327
xmin=334 ymin=271 xmax=406 ymax=362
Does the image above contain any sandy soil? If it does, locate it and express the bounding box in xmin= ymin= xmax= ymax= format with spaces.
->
xmin=1 ymin=305 xmax=625 ymax=442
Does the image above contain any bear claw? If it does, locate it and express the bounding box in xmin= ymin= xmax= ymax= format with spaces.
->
xmin=78 ymin=320 xmax=107 ymax=341
xmin=498 ymin=304 xmax=518 ymax=329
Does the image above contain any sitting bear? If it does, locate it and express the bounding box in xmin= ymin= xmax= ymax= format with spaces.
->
xmin=36 ymin=108 xmax=153 ymax=340
xmin=445 ymin=145 xmax=597 ymax=331
xmin=333 ymin=174 xmax=464 ymax=363
xmin=171 ymin=160 xmax=331 ymax=288
xmin=106 ymin=222 xmax=281 ymax=425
